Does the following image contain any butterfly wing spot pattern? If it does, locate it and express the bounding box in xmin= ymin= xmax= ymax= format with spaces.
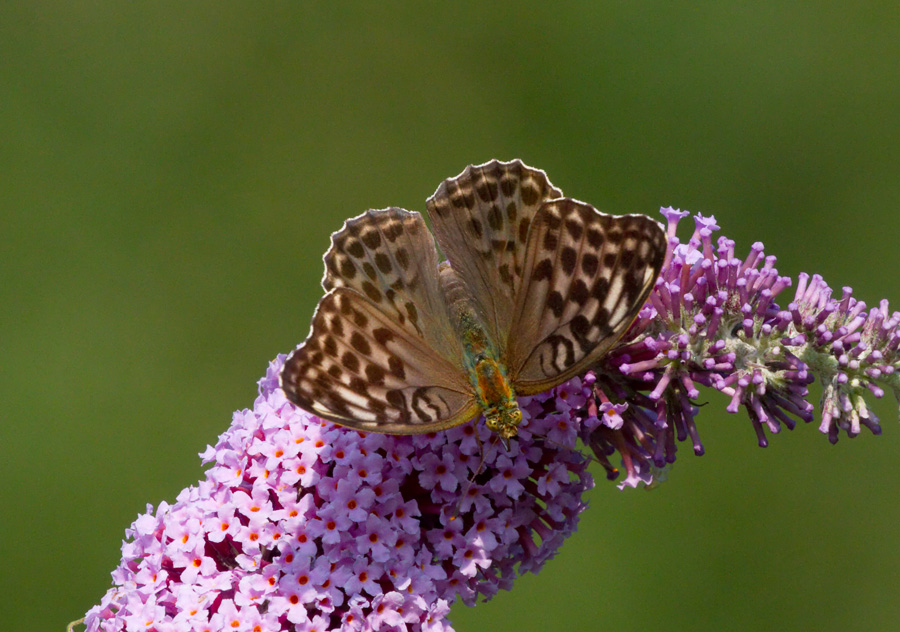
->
xmin=279 ymin=288 xmax=479 ymax=434
xmin=280 ymin=159 xmax=667 ymax=439
xmin=509 ymin=199 xmax=667 ymax=394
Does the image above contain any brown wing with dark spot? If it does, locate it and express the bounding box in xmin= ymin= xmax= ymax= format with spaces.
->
xmin=507 ymin=199 xmax=667 ymax=394
xmin=426 ymin=160 xmax=563 ymax=349
xmin=281 ymin=289 xmax=479 ymax=433
xmin=281 ymin=208 xmax=477 ymax=433
xmin=321 ymin=207 xmax=462 ymax=363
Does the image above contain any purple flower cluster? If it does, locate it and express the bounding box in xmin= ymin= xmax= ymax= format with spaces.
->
xmin=579 ymin=209 xmax=899 ymax=488
xmin=83 ymin=359 xmax=592 ymax=632
xmin=82 ymin=209 xmax=900 ymax=631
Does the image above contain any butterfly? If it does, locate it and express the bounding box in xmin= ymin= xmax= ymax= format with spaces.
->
xmin=280 ymin=160 xmax=667 ymax=439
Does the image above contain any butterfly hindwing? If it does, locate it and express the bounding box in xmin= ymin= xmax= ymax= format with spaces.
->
xmin=282 ymin=208 xmax=479 ymax=433
xmin=281 ymin=288 xmax=479 ymax=433
xmin=322 ymin=207 xmax=463 ymax=365
xmin=426 ymin=160 xmax=563 ymax=349
xmin=507 ymin=198 xmax=667 ymax=394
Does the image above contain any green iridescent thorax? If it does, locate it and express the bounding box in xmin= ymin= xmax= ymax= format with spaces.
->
xmin=440 ymin=264 xmax=522 ymax=439
xmin=458 ymin=311 xmax=522 ymax=439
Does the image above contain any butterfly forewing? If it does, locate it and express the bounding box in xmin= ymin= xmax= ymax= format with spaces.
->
xmin=426 ymin=160 xmax=563 ymax=349
xmin=507 ymin=198 xmax=667 ymax=394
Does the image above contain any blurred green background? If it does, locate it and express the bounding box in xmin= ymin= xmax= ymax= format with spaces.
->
xmin=3 ymin=3 xmax=899 ymax=631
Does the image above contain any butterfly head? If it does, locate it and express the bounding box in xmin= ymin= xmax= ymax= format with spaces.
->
xmin=484 ymin=401 xmax=522 ymax=440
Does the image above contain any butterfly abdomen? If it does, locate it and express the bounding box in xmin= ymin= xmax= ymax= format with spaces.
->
xmin=438 ymin=261 xmax=522 ymax=437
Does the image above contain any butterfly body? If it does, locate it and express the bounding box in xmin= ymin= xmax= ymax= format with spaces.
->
xmin=443 ymin=264 xmax=522 ymax=438
xmin=280 ymin=160 xmax=667 ymax=439
xmin=471 ymin=353 xmax=521 ymax=439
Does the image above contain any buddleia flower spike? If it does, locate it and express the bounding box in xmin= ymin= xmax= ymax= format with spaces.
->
xmin=79 ymin=168 xmax=900 ymax=632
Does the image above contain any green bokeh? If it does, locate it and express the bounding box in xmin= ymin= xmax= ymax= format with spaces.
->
xmin=3 ymin=3 xmax=899 ymax=631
